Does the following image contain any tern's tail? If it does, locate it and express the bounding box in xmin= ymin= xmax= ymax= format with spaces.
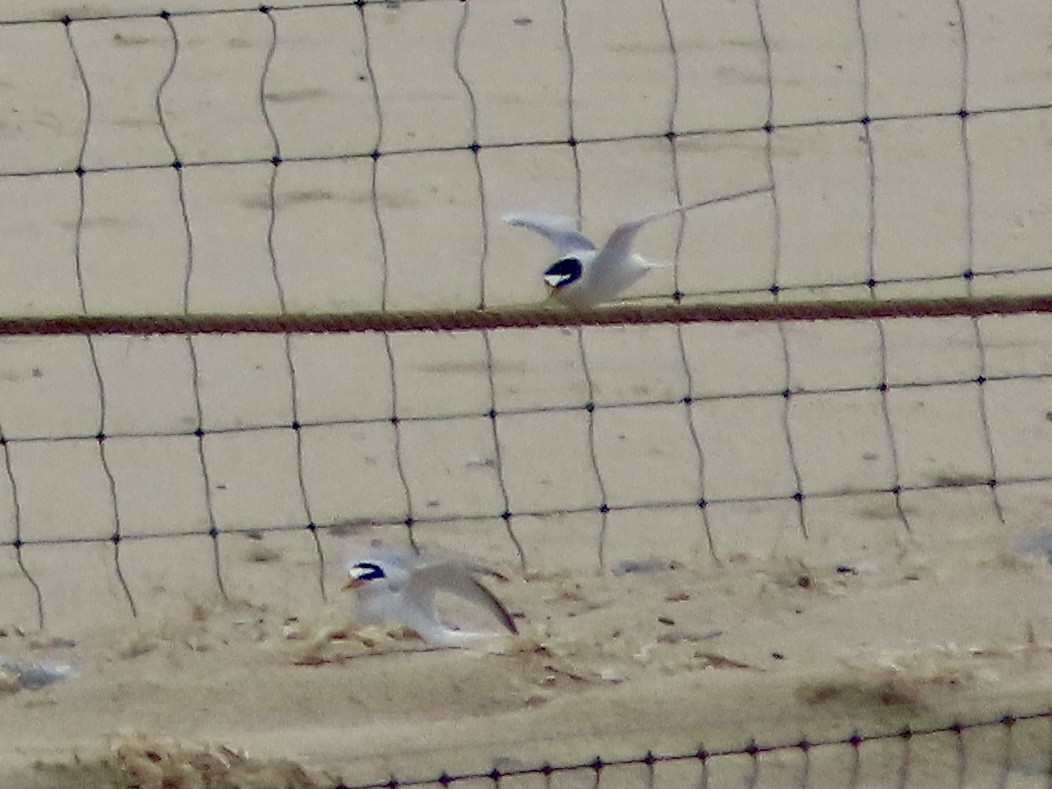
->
xmin=633 ymin=254 xmax=671 ymax=270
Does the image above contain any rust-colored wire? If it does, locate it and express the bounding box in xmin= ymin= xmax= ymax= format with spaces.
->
xmin=1 ymin=295 xmax=1052 ymax=336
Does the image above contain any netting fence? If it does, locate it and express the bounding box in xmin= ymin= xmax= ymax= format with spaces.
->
xmin=2 ymin=0 xmax=1052 ymax=786
xmin=339 ymin=712 xmax=1052 ymax=789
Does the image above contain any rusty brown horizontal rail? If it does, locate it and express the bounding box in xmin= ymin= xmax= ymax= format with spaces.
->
xmin=1 ymin=295 xmax=1052 ymax=336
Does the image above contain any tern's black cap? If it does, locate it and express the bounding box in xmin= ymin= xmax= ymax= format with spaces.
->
xmin=543 ymin=256 xmax=583 ymax=289
xmin=349 ymin=562 xmax=386 ymax=580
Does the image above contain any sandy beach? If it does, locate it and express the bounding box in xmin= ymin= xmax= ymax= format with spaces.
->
xmin=2 ymin=0 xmax=1052 ymax=786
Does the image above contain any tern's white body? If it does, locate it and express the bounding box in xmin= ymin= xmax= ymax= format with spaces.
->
xmin=344 ymin=549 xmax=517 ymax=648
xmin=552 ymin=249 xmax=655 ymax=310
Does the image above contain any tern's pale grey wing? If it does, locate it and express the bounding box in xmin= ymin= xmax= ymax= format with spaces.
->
xmin=407 ymin=559 xmax=518 ymax=634
xmin=590 ymin=206 xmax=686 ymax=277
xmin=591 ymin=188 xmax=774 ymax=278
xmin=502 ymin=213 xmax=596 ymax=255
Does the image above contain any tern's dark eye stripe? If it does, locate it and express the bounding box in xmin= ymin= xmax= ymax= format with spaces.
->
xmin=351 ymin=562 xmax=386 ymax=580
xmin=544 ymin=256 xmax=583 ymax=289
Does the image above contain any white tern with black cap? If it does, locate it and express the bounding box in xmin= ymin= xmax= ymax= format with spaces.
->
xmin=343 ymin=548 xmax=518 ymax=649
xmin=503 ymin=186 xmax=771 ymax=309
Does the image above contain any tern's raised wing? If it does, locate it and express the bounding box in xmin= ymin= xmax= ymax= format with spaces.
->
xmin=502 ymin=213 xmax=596 ymax=255
xmin=590 ymin=187 xmax=773 ymax=278
xmin=590 ymin=206 xmax=685 ymax=277
xmin=408 ymin=558 xmax=518 ymax=634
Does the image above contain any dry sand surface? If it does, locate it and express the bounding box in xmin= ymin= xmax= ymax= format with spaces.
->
xmin=2 ymin=515 xmax=1052 ymax=787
